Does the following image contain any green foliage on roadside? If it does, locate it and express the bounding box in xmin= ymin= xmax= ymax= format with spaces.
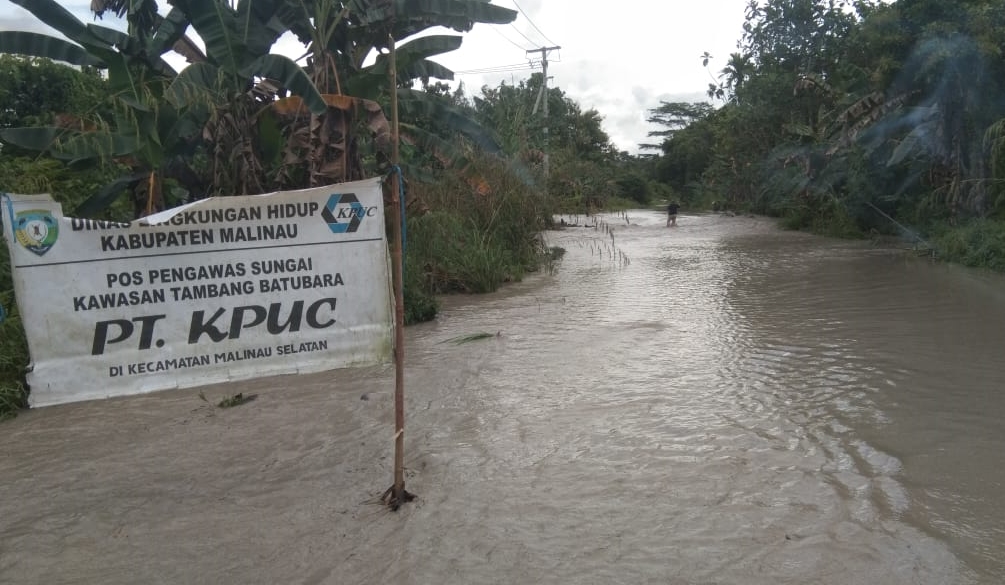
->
xmin=405 ymin=153 xmax=552 ymax=301
xmin=643 ymin=0 xmax=1005 ymax=271
xmin=0 ymin=54 xmax=107 ymax=130
xmin=403 ymin=266 xmax=439 ymax=325
xmin=932 ymin=220 xmax=1005 ymax=271
xmin=779 ymin=197 xmax=862 ymax=239
xmin=0 ymin=156 xmax=132 ymax=419
xmin=0 ymin=53 xmax=125 ymax=418
xmin=0 ymin=262 xmax=28 ymax=420
xmin=468 ymin=73 xmax=651 ymax=213
xmin=0 ymin=157 xmax=132 ymax=217
xmin=408 ymin=212 xmax=513 ymax=294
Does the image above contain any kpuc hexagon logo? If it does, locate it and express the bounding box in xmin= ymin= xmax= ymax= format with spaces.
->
xmin=321 ymin=193 xmax=366 ymax=234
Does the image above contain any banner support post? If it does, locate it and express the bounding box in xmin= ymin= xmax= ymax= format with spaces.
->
xmin=382 ymin=31 xmax=413 ymax=511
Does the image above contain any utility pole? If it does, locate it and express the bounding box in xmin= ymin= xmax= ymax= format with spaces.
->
xmin=528 ymin=46 xmax=560 ymax=186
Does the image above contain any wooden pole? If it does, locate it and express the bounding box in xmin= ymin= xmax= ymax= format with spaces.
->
xmin=385 ymin=33 xmax=411 ymax=510
xmin=525 ymin=46 xmax=560 ymax=194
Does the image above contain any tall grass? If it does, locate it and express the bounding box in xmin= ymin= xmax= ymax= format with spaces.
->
xmin=404 ymin=155 xmax=553 ymax=308
xmin=932 ymin=219 xmax=1005 ymax=270
xmin=0 ymin=157 xmax=129 ymax=418
xmin=0 ymin=252 xmax=29 ymax=420
xmin=779 ymin=196 xmax=863 ymax=239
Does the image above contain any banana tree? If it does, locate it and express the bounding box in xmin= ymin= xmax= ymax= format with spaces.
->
xmin=275 ymin=0 xmax=515 ymax=87
xmin=154 ymin=0 xmax=516 ymax=195
xmin=775 ymin=74 xmax=918 ymax=216
xmin=268 ymin=0 xmax=516 ymax=181
xmin=90 ymin=0 xmax=206 ymax=63
xmin=0 ymin=0 xmax=331 ymax=213
xmin=0 ymin=0 xmax=201 ymax=216
xmin=161 ymin=0 xmax=333 ymax=196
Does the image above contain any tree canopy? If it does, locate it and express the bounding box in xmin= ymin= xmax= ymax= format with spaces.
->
xmin=648 ymin=0 xmax=1005 ymax=237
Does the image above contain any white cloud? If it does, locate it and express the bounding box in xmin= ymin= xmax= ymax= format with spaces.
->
xmin=432 ymin=0 xmax=751 ymax=152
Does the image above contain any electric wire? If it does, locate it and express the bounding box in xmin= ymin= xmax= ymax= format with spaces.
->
xmin=453 ymin=69 xmax=535 ymax=77
xmin=507 ymin=23 xmax=538 ymax=48
xmin=453 ymin=62 xmax=538 ymax=75
xmin=490 ymin=25 xmax=530 ymax=52
xmin=454 ymin=4 xmax=555 ymax=80
xmin=509 ymin=0 xmax=557 ymax=47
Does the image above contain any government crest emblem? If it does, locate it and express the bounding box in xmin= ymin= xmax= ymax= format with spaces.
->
xmin=14 ymin=209 xmax=59 ymax=256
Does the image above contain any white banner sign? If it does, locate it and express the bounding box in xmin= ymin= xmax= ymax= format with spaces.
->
xmin=2 ymin=177 xmax=392 ymax=407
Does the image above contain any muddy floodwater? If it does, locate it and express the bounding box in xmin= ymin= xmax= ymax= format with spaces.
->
xmin=3 ymin=211 xmax=1005 ymax=584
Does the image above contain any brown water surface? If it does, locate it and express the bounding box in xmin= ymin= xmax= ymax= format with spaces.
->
xmin=2 ymin=211 xmax=1004 ymax=584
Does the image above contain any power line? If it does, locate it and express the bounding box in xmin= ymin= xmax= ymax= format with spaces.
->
xmin=453 ymin=62 xmax=538 ymax=75
xmin=507 ymin=23 xmax=538 ymax=48
xmin=454 ymin=68 xmax=535 ymax=77
xmin=490 ymin=25 xmax=530 ymax=52
xmin=455 ymin=66 xmax=531 ymax=74
xmin=509 ymin=0 xmax=557 ymax=47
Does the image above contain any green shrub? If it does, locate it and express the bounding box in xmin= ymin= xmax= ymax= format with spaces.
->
xmin=402 ymin=154 xmax=552 ymax=309
xmin=403 ymin=283 xmax=438 ymax=325
xmin=0 ymin=156 xmax=129 ymax=418
xmin=778 ymin=195 xmax=863 ymax=239
xmin=614 ymin=173 xmax=650 ymax=204
xmin=403 ymin=251 xmax=438 ymax=325
xmin=0 ymin=248 xmax=28 ymax=419
xmin=932 ymin=220 xmax=1005 ymax=270
xmin=0 ymin=300 xmax=29 ymax=420
xmin=406 ymin=212 xmax=518 ymax=294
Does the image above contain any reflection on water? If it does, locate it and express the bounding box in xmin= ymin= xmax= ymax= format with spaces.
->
xmin=400 ymin=211 xmax=1005 ymax=584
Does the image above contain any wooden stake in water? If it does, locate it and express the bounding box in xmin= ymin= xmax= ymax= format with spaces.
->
xmin=383 ymin=32 xmax=414 ymax=511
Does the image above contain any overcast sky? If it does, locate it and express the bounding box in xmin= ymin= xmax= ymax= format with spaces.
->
xmin=0 ymin=0 xmax=752 ymax=153
xmin=432 ymin=0 xmax=752 ymax=152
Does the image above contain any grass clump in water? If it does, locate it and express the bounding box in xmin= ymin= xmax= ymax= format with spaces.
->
xmin=441 ymin=332 xmax=498 ymax=345
xmin=198 ymin=391 xmax=258 ymax=408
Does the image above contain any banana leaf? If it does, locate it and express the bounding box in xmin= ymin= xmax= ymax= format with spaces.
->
xmin=8 ymin=0 xmax=89 ymax=44
xmin=0 ymin=31 xmax=103 ymax=67
xmin=397 ymin=88 xmax=502 ymax=153
xmin=0 ymin=127 xmax=140 ymax=162
xmin=75 ymin=172 xmax=148 ymax=217
xmin=241 ymin=55 xmax=328 ymax=115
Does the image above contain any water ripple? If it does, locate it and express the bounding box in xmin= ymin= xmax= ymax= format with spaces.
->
xmin=405 ymin=211 xmax=1005 ymax=583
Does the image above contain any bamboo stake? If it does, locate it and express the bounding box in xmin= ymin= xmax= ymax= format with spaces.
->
xmin=382 ymin=32 xmax=412 ymax=511
xmin=145 ymin=171 xmax=157 ymax=216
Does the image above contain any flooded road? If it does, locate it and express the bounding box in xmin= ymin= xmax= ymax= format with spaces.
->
xmin=399 ymin=210 xmax=1005 ymax=584
xmin=3 ymin=211 xmax=1005 ymax=584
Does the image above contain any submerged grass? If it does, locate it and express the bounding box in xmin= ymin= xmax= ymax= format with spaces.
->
xmin=441 ymin=332 xmax=498 ymax=345
xmin=198 ymin=390 xmax=258 ymax=409
xmin=217 ymin=393 xmax=257 ymax=408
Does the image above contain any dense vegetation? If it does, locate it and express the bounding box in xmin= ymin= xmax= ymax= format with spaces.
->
xmin=647 ymin=0 xmax=1005 ymax=261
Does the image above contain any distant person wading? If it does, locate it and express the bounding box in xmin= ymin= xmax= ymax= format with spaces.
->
xmin=666 ymin=201 xmax=680 ymax=227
